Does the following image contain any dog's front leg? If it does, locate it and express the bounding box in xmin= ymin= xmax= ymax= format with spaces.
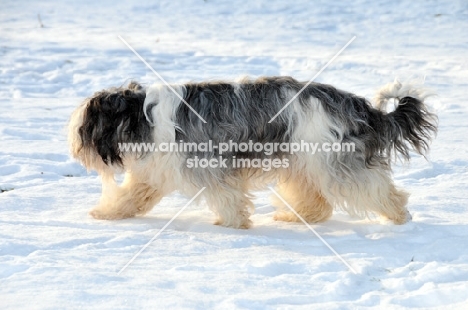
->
xmin=203 ymin=183 xmax=254 ymax=229
xmin=90 ymin=172 xmax=163 ymax=220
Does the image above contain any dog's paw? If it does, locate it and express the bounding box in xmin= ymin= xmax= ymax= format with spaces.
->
xmin=238 ymin=219 xmax=253 ymax=229
xmin=214 ymin=218 xmax=252 ymax=229
xmin=89 ymin=208 xmax=134 ymax=220
xmin=89 ymin=209 xmax=112 ymax=220
xmin=380 ymin=209 xmax=412 ymax=225
xmin=392 ymin=210 xmax=412 ymax=225
xmin=273 ymin=211 xmax=298 ymax=222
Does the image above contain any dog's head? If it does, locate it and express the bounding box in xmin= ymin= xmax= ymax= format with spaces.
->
xmin=68 ymin=81 xmax=151 ymax=173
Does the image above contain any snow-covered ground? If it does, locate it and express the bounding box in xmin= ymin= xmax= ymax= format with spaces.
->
xmin=1 ymin=0 xmax=468 ymax=308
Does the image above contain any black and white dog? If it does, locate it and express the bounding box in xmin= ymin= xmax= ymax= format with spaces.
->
xmin=68 ymin=77 xmax=437 ymax=228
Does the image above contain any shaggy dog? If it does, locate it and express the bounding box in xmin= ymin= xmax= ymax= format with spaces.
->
xmin=68 ymin=77 xmax=437 ymax=228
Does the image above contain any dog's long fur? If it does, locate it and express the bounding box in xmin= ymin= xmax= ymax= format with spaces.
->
xmin=68 ymin=77 xmax=437 ymax=228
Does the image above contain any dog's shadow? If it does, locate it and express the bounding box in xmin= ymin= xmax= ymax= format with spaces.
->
xmin=116 ymin=209 xmax=435 ymax=253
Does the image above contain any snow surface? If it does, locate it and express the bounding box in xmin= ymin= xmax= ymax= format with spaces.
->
xmin=1 ymin=0 xmax=468 ymax=308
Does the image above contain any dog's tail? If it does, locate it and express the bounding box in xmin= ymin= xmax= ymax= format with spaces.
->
xmin=371 ymin=81 xmax=438 ymax=162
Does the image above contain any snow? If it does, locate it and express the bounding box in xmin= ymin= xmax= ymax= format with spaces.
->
xmin=1 ymin=0 xmax=468 ymax=308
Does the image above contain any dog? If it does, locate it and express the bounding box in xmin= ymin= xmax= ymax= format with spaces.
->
xmin=68 ymin=77 xmax=437 ymax=228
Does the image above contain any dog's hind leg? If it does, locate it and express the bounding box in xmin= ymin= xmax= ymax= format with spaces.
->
xmin=272 ymin=176 xmax=333 ymax=223
xmin=355 ymin=173 xmax=411 ymax=224
xmin=378 ymin=184 xmax=411 ymax=224
xmin=324 ymin=169 xmax=411 ymax=225
xmin=90 ymin=172 xmax=163 ymax=220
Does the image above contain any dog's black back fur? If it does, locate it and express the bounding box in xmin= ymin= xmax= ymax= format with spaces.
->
xmin=176 ymin=79 xmax=295 ymax=160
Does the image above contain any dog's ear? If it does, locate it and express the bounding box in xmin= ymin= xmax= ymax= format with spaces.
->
xmin=77 ymin=87 xmax=150 ymax=167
